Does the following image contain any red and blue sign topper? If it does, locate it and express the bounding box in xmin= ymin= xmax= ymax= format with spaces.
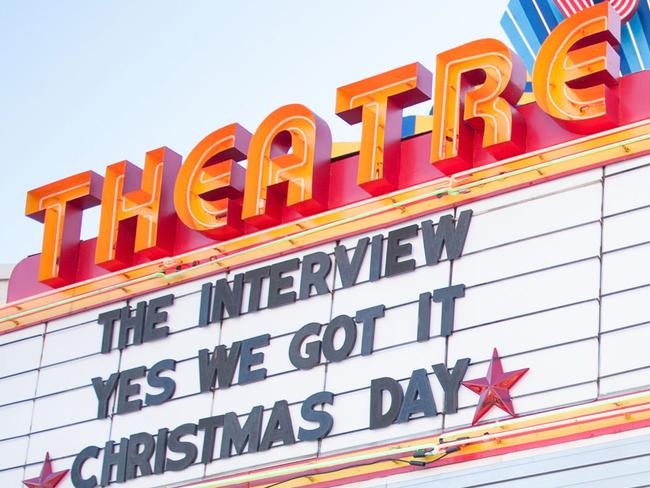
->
xmin=502 ymin=0 xmax=650 ymax=75
xmin=555 ymin=0 xmax=639 ymax=21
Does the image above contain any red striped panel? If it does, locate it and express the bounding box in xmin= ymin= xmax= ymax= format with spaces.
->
xmin=553 ymin=0 xmax=639 ymax=22
xmin=553 ymin=0 xmax=593 ymax=17
xmin=610 ymin=0 xmax=640 ymax=21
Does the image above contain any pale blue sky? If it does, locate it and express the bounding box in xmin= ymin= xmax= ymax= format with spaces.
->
xmin=0 ymin=0 xmax=508 ymax=264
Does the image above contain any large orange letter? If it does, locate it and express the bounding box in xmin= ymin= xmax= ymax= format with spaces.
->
xmin=26 ymin=171 xmax=103 ymax=286
xmin=96 ymin=147 xmax=181 ymax=270
xmin=336 ymin=63 xmax=432 ymax=194
xmin=174 ymin=124 xmax=251 ymax=240
xmin=533 ymin=3 xmax=621 ymax=134
xmin=242 ymin=104 xmax=331 ymax=227
xmin=431 ymin=39 xmax=526 ymax=174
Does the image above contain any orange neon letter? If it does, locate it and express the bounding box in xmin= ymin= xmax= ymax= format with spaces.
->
xmin=532 ymin=3 xmax=621 ymax=133
xmin=241 ymin=104 xmax=332 ymax=227
xmin=431 ymin=39 xmax=526 ymax=174
xmin=25 ymin=171 xmax=103 ymax=286
xmin=174 ymin=124 xmax=251 ymax=240
xmin=336 ymin=63 xmax=432 ymax=194
xmin=95 ymin=147 xmax=181 ymax=270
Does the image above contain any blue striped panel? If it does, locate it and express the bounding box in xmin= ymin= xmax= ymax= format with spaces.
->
xmin=401 ymin=115 xmax=416 ymax=138
xmin=501 ymin=8 xmax=537 ymax=72
xmin=520 ymin=0 xmax=550 ymax=39
xmin=533 ymin=0 xmax=562 ymax=31
xmin=620 ymin=47 xmax=632 ymax=74
xmin=637 ymin=0 xmax=650 ymax=41
xmin=529 ymin=0 xmax=560 ymax=32
xmin=621 ymin=24 xmax=641 ymax=73
xmin=543 ymin=0 xmax=566 ymax=23
xmin=630 ymin=1 xmax=650 ymax=69
xmin=630 ymin=18 xmax=650 ymax=70
xmin=510 ymin=0 xmax=543 ymax=51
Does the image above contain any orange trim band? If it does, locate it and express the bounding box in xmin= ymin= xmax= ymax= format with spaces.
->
xmin=185 ymin=389 xmax=650 ymax=488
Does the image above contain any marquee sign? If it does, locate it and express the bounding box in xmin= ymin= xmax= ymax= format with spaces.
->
xmin=66 ymin=213 xmax=481 ymax=486
xmin=6 ymin=3 xmax=650 ymax=488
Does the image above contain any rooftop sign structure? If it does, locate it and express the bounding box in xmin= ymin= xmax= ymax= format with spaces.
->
xmin=4 ymin=4 xmax=650 ymax=487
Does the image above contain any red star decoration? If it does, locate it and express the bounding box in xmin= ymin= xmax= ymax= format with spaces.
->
xmin=23 ymin=452 xmax=69 ymax=488
xmin=462 ymin=348 xmax=529 ymax=425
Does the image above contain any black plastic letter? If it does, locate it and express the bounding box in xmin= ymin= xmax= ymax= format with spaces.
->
xmin=101 ymin=438 xmax=128 ymax=486
xmin=396 ymin=369 xmax=437 ymax=423
xmin=125 ymin=432 xmax=154 ymax=480
xmin=142 ymin=294 xmax=173 ymax=343
xmin=211 ymin=274 xmax=244 ymax=322
xmin=145 ymin=359 xmax=176 ymax=407
xmin=71 ymin=445 xmax=100 ymax=488
xmin=288 ymin=322 xmax=323 ymax=370
xmin=220 ymin=407 xmax=263 ymax=458
xmin=416 ymin=292 xmax=432 ymax=342
xmin=385 ymin=224 xmax=418 ymax=277
xmin=369 ymin=235 xmax=383 ymax=282
xmin=355 ymin=305 xmax=385 ymax=356
xmin=432 ymin=284 xmax=465 ymax=337
xmin=91 ymin=373 xmax=119 ymax=419
xmin=238 ymin=334 xmax=270 ymax=385
xmin=97 ymin=309 xmax=120 ymax=354
xmin=153 ymin=428 xmax=168 ymax=475
xmin=421 ymin=210 xmax=472 ymax=265
xmin=299 ymin=252 xmax=332 ymax=299
xmin=198 ymin=342 xmax=241 ymax=392
xmin=243 ymin=266 xmax=271 ymax=312
xmin=432 ymin=358 xmax=470 ymax=414
xmin=322 ymin=315 xmax=356 ymax=363
xmin=369 ymin=377 xmax=403 ymax=429
xmin=198 ymin=415 xmax=224 ymax=464
xmin=166 ymin=423 xmax=198 ymax=472
xmin=259 ymin=400 xmax=296 ymax=451
xmin=334 ymin=237 xmax=369 ymax=288
xmin=117 ymin=302 xmax=146 ymax=350
xmin=268 ymin=258 xmax=299 ymax=308
xmin=298 ymin=391 xmax=334 ymax=441
xmin=198 ymin=282 xmax=212 ymax=327
xmin=115 ymin=366 xmax=146 ymax=415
